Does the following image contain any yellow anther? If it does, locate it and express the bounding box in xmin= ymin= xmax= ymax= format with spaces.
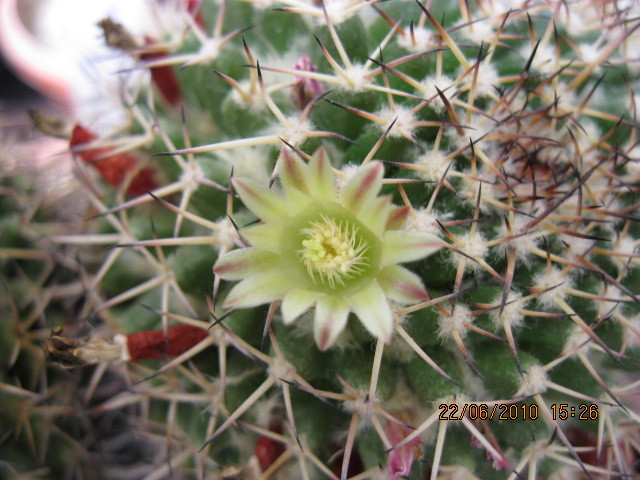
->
xmin=298 ymin=214 xmax=369 ymax=288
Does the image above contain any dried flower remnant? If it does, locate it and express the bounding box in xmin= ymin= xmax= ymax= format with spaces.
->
xmin=70 ymin=124 xmax=157 ymax=196
xmin=44 ymin=325 xmax=209 ymax=367
xmin=140 ymin=36 xmax=183 ymax=108
xmin=253 ymin=419 xmax=286 ymax=472
xmin=97 ymin=18 xmax=183 ymax=107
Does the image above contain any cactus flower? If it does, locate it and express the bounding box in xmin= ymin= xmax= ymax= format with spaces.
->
xmin=214 ymin=148 xmax=442 ymax=350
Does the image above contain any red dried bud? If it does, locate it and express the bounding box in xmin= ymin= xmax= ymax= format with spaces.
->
xmin=70 ymin=124 xmax=157 ymax=196
xmin=141 ymin=37 xmax=182 ymax=108
xmin=254 ymin=420 xmax=285 ymax=472
xmin=127 ymin=324 xmax=209 ymax=361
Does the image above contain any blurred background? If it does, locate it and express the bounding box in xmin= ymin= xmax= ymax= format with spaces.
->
xmin=0 ymin=0 xmax=159 ymax=211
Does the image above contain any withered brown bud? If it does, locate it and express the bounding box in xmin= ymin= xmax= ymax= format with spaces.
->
xmin=97 ymin=17 xmax=138 ymax=51
xmin=44 ymin=327 xmax=126 ymax=368
xmin=28 ymin=110 xmax=70 ymax=138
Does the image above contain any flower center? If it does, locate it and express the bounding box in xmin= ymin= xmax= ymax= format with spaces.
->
xmin=299 ymin=214 xmax=369 ymax=288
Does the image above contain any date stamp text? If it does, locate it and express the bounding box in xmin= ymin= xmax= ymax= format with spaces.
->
xmin=438 ymin=403 xmax=599 ymax=421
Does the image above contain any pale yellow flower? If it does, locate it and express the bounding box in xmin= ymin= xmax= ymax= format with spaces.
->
xmin=214 ymin=148 xmax=442 ymax=350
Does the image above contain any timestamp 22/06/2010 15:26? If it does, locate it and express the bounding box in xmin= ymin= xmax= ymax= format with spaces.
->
xmin=438 ymin=403 xmax=600 ymax=421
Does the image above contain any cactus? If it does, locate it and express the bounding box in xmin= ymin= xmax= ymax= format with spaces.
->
xmin=3 ymin=0 xmax=640 ymax=478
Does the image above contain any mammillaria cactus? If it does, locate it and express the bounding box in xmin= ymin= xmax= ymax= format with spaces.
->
xmin=2 ymin=0 xmax=640 ymax=478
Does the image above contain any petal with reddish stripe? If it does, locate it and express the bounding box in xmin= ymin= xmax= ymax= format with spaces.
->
xmin=377 ymin=265 xmax=429 ymax=304
xmin=213 ymin=248 xmax=281 ymax=280
xmin=280 ymin=148 xmax=310 ymax=196
xmin=282 ymin=289 xmax=321 ymax=324
xmin=314 ymin=295 xmax=350 ymax=351
xmin=232 ymin=178 xmax=289 ymax=222
xmin=306 ymin=147 xmax=337 ymax=202
xmin=387 ymin=206 xmax=409 ymax=230
xmin=357 ymin=194 xmax=392 ymax=237
xmin=380 ymin=231 xmax=443 ymax=268
xmin=241 ymin=223 xmax=282 ymax=253
xmin=223 ymin=271 xmax=296 ymax=308
xmin=341 ymin=161 xmax=383 ymax=215
xmin=347 ymin=281 xmax=393 ymax=342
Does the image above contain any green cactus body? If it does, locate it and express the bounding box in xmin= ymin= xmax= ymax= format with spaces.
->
xmin=2 ymin=0 xmax=640 ymax=478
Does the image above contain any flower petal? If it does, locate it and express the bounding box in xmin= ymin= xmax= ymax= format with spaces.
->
xmin=281 ymin=289 xmax=321 ymax=325
xmin=232 ymin=178 xmax=289 ymax=222
xmin=223 ymin=270 xmax=296 ymax=309
xmin=341 ymin=161 xmax=383 ymax=215
xmin=380 ymin=231 xmax=443 ymax=268
xmin=241 ymin=223 xmax=282 ymax=253
xmin=307 ymin=147 xmax=337 ymax=201
xmin=280 ymin=148 xmax=310 ymax=196
xmin=357 ymin=194 xmax=392 ymax=237
xmin=214 ymin=248 xmax=281 ymax=280
xmin=314 ymin=295 xmax=350 ymax=351
xmin=278 ymin=150 xmax=312 ymax=210
xmin=377 ymin=265 xmax=429 ymax=304
xmin=387 ymin=206 xmax=409 ymax=230
xmin=347 ymin=281 xmax=393 ymax=342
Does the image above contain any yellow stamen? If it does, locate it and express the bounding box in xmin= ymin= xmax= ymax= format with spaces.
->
xmin=299 ymin=214 xmax=369 ymax=288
